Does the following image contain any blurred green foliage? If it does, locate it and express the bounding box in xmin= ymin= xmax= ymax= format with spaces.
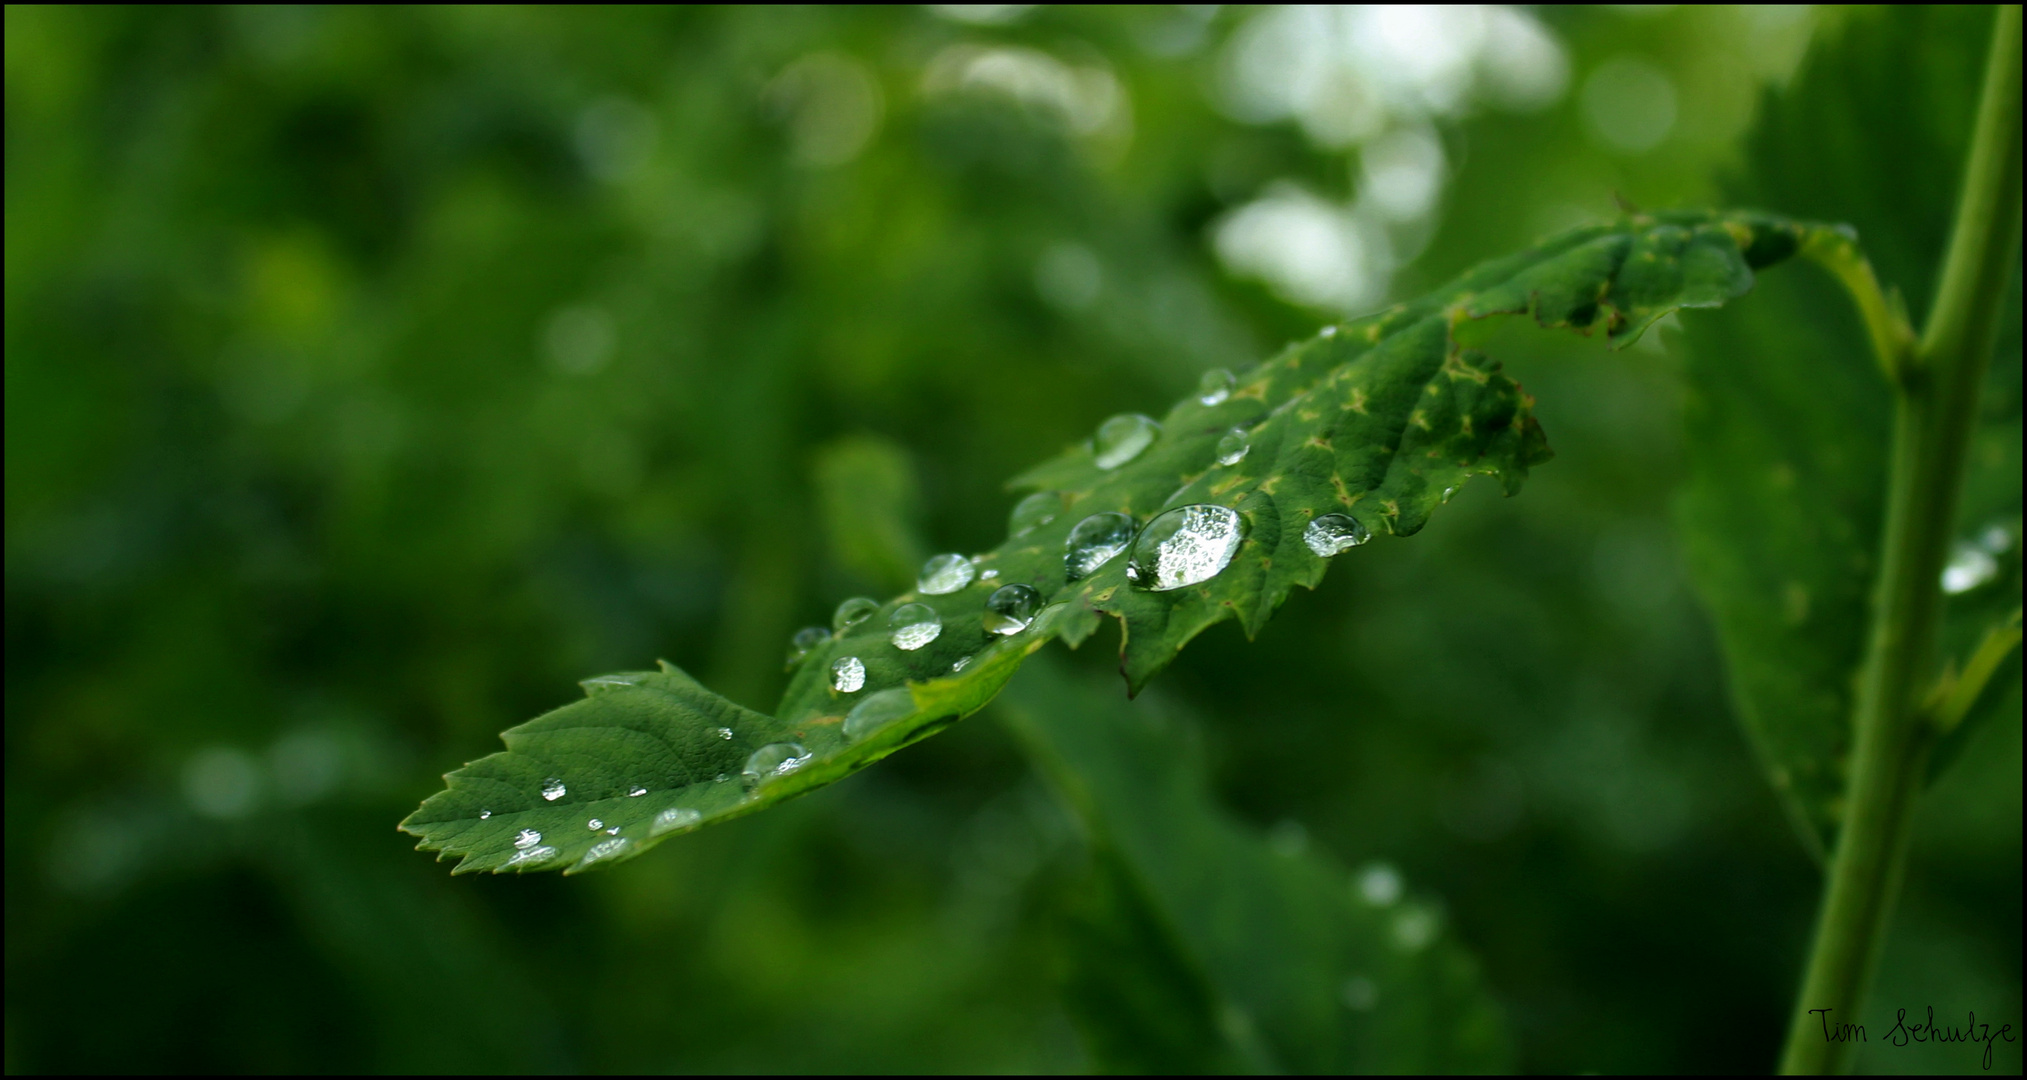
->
xmin=5 ymin=5 xmax=2017 ymax=1074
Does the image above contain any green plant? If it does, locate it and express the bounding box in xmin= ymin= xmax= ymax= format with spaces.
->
xmin=398 ymin=7 xmax=2022 ymax=1073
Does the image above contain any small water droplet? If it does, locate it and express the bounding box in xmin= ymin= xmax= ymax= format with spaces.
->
xmin=587 ymin=818 xmax=604 ymax=830
xmin=1127 ymin=505 xmax=1246 ymax=591
xmin=578 ymin=837 xmax=632 ymax=867
xmin=1064 ymin=512 xmax=1136 ymax=580
xmin=1093 ymin=413 xmax=1160 ymax=469
xmin=541 ymin=778 xmax=567 ymax=802
xmin=478 ymin=809 xmax=492 ymax=820
xmin=1356 ymin=862 xmax=1402 ymax=907
xmin=831 ymin=656 xmax=867 ymax=693
xmin=605 ymin=826 xmax=620 ymax=835
xmin=1942 ymin=542 xmax=1999 ymax=594
xmin=844 ymin=688 xmax=914 ymax=739
xmin=1440 ymin=485 xmax=1457 ymax=503
xmin=1214 ymin=427 xmax=1250 ymax=466
xmin=984 ymin=583 xmax=1043 ymax=635
xmin=1009 ymin=491 xmax=1063 ymax=535
xmin=1977 ymin=524 xmax=2012 ymax=553
xmin=742 ymin=742 xmax=811 ymax=785
xmin=1304 ymin=513 xmax=1370 ymax=557
xmin=787 ymin=626 xmax=830 ymax=665
xmin=917 ymin=553 xmax=977 ymax=595
xmin=1321 ymin=324 xmax=1339 ymax=338
xmin=582 ymin=674 xmax=640 ymax=691
xmin=714 ymin=773 xmax=729 ymax=783
xmin=889 ymin=603 xmax=943 ymax=651
xmin=651 ymin=807 xmax=702 ymax=835
xmin=628 ymin=785 xmax=647 ymax=797
xmin=514 ymin=828 xmax=542 ymax=850
xmin=503 ymin=844 xmax=557 ymax=868
xmin=978 ymin=568 xmax=999 ymax=581
xmin=1340 ymin=975 xmax=1378 ymax=1011
xmin=952 ymin=655 xmax=973 ymax=672
xmin=1197 ymin=368 xmax=1234 ymax=406
xmin=833 ymin=596 xmax=880 ymax=632
xmin=715 ymin=727 xmax=735 ymax=740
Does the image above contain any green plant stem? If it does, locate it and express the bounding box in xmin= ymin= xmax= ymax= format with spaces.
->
xmin=1778 ymin=6 xmax=2023 ymax=1074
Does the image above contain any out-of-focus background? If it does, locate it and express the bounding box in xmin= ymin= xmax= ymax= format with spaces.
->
xmin=5 ymin=5 xmax=2017 ymax=1073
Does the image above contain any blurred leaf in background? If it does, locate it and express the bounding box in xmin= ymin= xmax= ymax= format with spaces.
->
xmin=5 ymin=4 xmax=2015 ymax=1075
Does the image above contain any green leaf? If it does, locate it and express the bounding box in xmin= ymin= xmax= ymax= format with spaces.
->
xmin=1675 ymin=5 xmax=2019 ymax=858
xmin=1001 ymin=656 xmax=1511 ymax=1074
xmin=404 ymin=209 xmax=1828 ymax=872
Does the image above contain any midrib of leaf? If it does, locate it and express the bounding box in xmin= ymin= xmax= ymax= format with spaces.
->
xmin=403 ymin=209 xmax=1836 ymax=875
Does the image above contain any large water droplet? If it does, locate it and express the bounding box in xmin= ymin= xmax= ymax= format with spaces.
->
xmin=587 ymin=818 xmax=604 ymax=830
xmin=578 ymin=837 xmax=632 ymax=867
xmin=743 ymin=742 xmax=811 ymax=785
xmin=889 ymin=603 xmax=943 ymax=650
xmin=1093 ymin=413 xmax=1160 ymax=469
xmin=844 ymin=688 xmax=915 ymax=740
xmin=917 ymin=553 xmax=977 ymax=595
xmin=833 ymin=596 xmax=880 ymax=632
xmin=503 ymin=845 xmax=557 ymax=868
xmin=787 ymin=626 xmax=830 ymax=665
xmin=514 ymin=828 xmax=543 ymax=850
xmin=651 ymin=807 xmax=702 ymax=835
xmin=1304 ymin=513 xmax=1370 ymax=557
xmin=1214 ymin=427 xmax=1250 ymax=466
xmin=831 ymin=656 xmax=866 ymax=693
xmin=628 ymin=785 xmax=647 ymax=797
xmin=1126 ymin=505 xmax=1246 ymax=591
xmin=1009 ymin=491 xmax=1062 ymax=535
xmin=984 ymin=583 xmax=1042 ymax=635
xmin=1941 ymin=542 xmax=1999 ymax=594
xmin=541 ymin=778 xmax=567 ymax=802
xmin=1064 ymin=512 xmax=1136 ymax=580
xmin=1197 ymin=368 xmax=1234 ymax=406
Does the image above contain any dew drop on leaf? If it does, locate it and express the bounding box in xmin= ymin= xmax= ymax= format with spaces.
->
xmin=1093 ymin=413 xmax=1160 ymax=469
xmin=1214 ymin=427 xmax=1250 ymax=466
xmin=844 ymin=688 xmax=914 ymax=740
xmin=503 ymin=845 xmax=557 ymax=868
xmin=514 ymin=828 xmax=542 ymax=850
xmin=651 ymin=807 xmax=701 ymax=835
xmin=952 ymin=655 xmax=972 ymax=672
xmin=540 ymin=778 xmax=567 ymax=802
xmin=1320 ymin=324 xmax=1339 ymax=338
xmin=916 ymin=552 xmax=977 ymax=595
xmin=888 ymin=603 xmax=943 ymax=651
xmin=715 ymin=727 xmax=734 ymax=740
xmin=983 ymin=583 xmax=1042 ymax=635
xmin=577 ymin=837 xmax=631 ymax=867
xmin=627 ymin=785 xmax=647 ymax=797
xmin=1064 ymin=512 xmax=1136 ymax=580
xmin=1303 ymin=513 xmax=1371 ymax=557
xmin=787 ymin=625 xmax=830 ymax=665
xmin=1197 ymin=368 xmax=1234 ymax=406
xmin=605 ymin=826 xmax=620 ymax=835
xmin=832 ymin=596 xmax=880 ymax=632
xmin=831 ymin=656 xmax=866 ymax=693
xmin=1126 ymin=504 xmax=1245 ymax=592
xmin=743 ymin=742 xmax=811 ymax=785
xmin=478 ymin=809 xmax=491 ymax=820
xmin=1941 ymin=542 xmax=1999 ymax=594
xmin=587 ymin=818 xmax=603 ymax=830
xmin=1009 ymin=491 xmax=1062 ymax=535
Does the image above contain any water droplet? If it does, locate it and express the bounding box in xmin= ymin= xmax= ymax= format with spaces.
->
xmin=917 ymin=553 xmax=977 ymax=595
xmin=1356 ymin=862 xmax=1402 ymax=907
xmin=1093 ymin=413 xmax=1160 ymax=469
xmin=1942 ymin=542 xmax=1999 ymax=594
xmin=1214 ymin=427 xmax=1250 ymax=466
xmin=787 ymin=626 xmax=830 ymax=665
xmin=478 ymin=809 xmax=492 ymax=820
xmin=984 ymin=583 xmax=1043 ymax=635
xmin=1977 ymin=524 xmax=2013 ymax=553
xmin=514 ymin=828 xmax=542 ymax=849
xmin=833 ymin=596 xmax=879 ymax=632
xmin=831 ymin=656 xmax=866 ymax=693
xmin=503 ymin=845 xmax=557 ymax=868
xmin=1440 ymin=485 xmax=1457 ymax=503
xmin=1197 ymin=368 xmax=1234 ymax=406
xmin=978 ymin=568 xmax=999 ymax=581
xmin=1340 ymin=975 xmax=1378 ymax=1011
xmin=541 ymin=778 xmax=567 ymax=802
xmin=714 ymin=773 xmax=729 ymax=783
xmin=578 ymin=837 xmax=632 ymax=866
xmin=1009 ymin=491 xmax=1063 ymax=535
xmin=1321 ymin=325 xmax=1339 ymax=338
xmin=582 ymin=674 xmax=640 ymax=691
xmin=1126 ymin=504 xmax=1246 ymax=592
xmin=743 ymin=742 xmax=811 ymax=785
xmin=1304 ymin=513 xmax=1370 ymax=557
xmin=605 ymin=826 xmax=620 ymax=835
xmin=651 ymin=807 xmax=702 ymax=835
xmin=1390 ymin=906 xmax=1440 ymax=953
xmin=889 ymin=603 xmax=943 ymax=650
xmin=587 ymin=818 xmax=604 ymax=830
xmin=1064 ymin=512 xmax=1136 ymax=580
xmin=628 ymin=785 xmax=647 ymax=797
xmin=715 ymin=727 xmax=735 ymax=740
xmin=952 ymin=655 xmax=973 ymax=672
xmin=844 ymin=688 xmax=914 ymax=739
